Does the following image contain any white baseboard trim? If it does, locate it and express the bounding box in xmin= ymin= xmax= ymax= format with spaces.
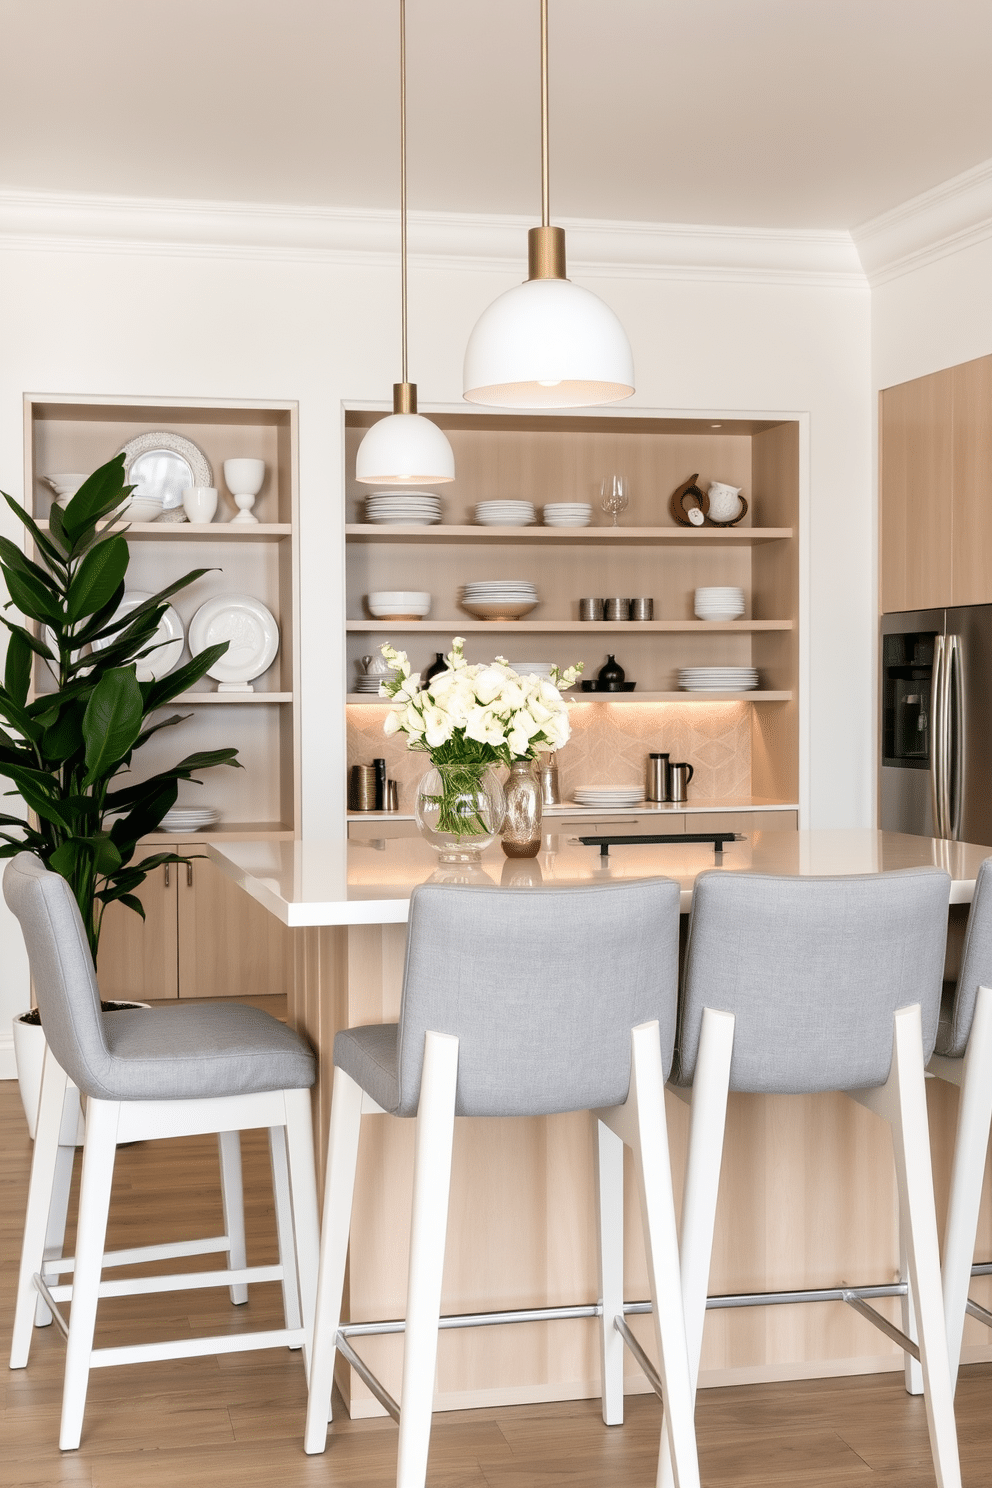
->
xmin=0 ymin=1032 xmax=16 ymax=1081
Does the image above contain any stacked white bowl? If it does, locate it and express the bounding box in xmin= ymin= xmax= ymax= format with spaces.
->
xmin=367 ymin=591 xmax=431 ymax=619
xmin=574 ymin=785 xmax=644 ymax=808
xmin=678 ymin=667 xmax=759 ymax=692
xmin=365 ymin=492 xmax=442 ymax=525
xmin=475 ymin=500 xmax=535 ymax=526
xmin=353 ymin=669 xmax=399 ymax=694
xmin=694 ymin=586 xmax=745 ymax=621
xmin=160 ymin=806 xmax=221 ymax=832
xmin=542 ymin=502 xmax=592 ymax=527
xmin=120 ymin=493 xmax=166 ymax=523
xmin=462 ymin=580 xmax=538 ymax=620
xmin=509 ymin=660 xmax=556 ymax=678
xmin=43 ymin=473 xmax=89 ymax=507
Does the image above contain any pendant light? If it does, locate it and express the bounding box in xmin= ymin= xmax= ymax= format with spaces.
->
xmin=356 ymin=0 xmax=454 ymax=484
xmin=463 ymin=0 xmax=634 ymax=409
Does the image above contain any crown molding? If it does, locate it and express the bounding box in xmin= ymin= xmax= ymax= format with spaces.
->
xmin=853 ymin=156 xmax=992 ymax=286
xmin=0 ymin=189 xmax=865 ymax=289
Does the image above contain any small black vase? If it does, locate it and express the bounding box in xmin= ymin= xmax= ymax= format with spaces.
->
xmin=598 ymin=654 xmax=625 ymax=689
xmin=424 ymin=652 xmax=448 ymax=685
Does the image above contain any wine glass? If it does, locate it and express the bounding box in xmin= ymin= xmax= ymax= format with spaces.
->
xmin=600 ymin=475 xmax=629 ymax=527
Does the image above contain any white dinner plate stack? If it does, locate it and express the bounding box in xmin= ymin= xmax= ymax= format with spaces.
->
xmin=475 ymin=500 xmax=535 ymax=526
xmin=573 ymin=785 xmax=644 ymax=808
xmin=160 ymin=806 xmax=222 ymax=833
xmin=365 ymin=492 xmax=442 ymax=525
xmin=353 ymin=669 xmax=398 ymax=694
xmin=509 ymin=660 xmax=556 ymax=678
xmin=678 ymin=666 xmax=759 ymax=691
xmin=694 ymin=586 xmax=745 ymax=620
xmin=542 ymin=502 xmax=592 ymax=527
xmin=462 ymin=580 xmax=538 ymax=620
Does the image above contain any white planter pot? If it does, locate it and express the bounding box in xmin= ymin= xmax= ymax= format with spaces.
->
xmin=12 ymin=1002 xmax=150 ymax=1140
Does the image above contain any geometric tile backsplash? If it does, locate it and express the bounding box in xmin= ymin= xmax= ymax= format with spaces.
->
xmin=348 ymin=699 xmax=752 ymax=812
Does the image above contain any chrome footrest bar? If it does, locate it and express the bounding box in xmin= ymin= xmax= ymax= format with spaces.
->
xmin=965 ymin=1297 xmax=992 ymax=1328
xmin=623 ymin=1281 xmax=907 ymax=1315
xmin=614 ymin=1316 xmax=664 ymax=1402
xmin=842 ymin=1291 xmax=920 ymax=1360
xmin=338 ymin=1301 xmax=602 ymax=1340
xmin=335 ymin=1333 xmax=401 ymax=1422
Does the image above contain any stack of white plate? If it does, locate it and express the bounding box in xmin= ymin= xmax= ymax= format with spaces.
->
xmin=365 ymin=492 xmax=442 ymax=525
xmin=353 ymin=670 xmax=399 ymax=694
xmin=160 ymin=806 xmax=221 ymax=833
xmin=573 ymin=785 xmax=644 ymax=808
xmin=543 ymin=502 xmax=592 ymax=527
xmin=678 ymin=666 xmax=759 ymax=691
xmin=694 ymin=586 xmax=745 ymax=621
xmin=509 ymin=660 xmax=556 ymax=678
xmin=367 ymin=591 xmax=431 ymax=619
xmin=462 ymin=580 xmax=538 ymax=620
xmin=475 ymin=500 xmax=535 ymax=526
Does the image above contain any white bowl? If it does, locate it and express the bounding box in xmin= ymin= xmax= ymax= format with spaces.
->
xmin=368 ymin=591 xmax=431 ymax=605
xmin=120 ymin=495 xmax=166 ymax=523
xmin=44 ymin=473 xmax=88 ymax=502
xmin=462 ymin=599 xmax=537 ymax=621
xmin=367 ymin=591 xmax=431 ymax=619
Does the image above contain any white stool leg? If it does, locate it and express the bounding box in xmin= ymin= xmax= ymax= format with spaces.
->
xmin=937 ymin=984 xmax=992 ymax=1391
xmin=396 ymin=1031 xmax=459 ymax=1488
xmin=889 ymin=1005 xmax=962 ymax=1488
xmin=60 ymin=1098 xmax=121 ymax=1452
xmin=659 ymin=1007 xmax=735 ymax=1488
xmin=595 ymin=1116 xmax=625 ymax=1425
xmin=304 ymin=1070 xmax=364 ymax=1454
xmin=218 ymin=1129 xmax=248 ymax=1306
xmin=36 ymin=1140 xmax=77 ymax=1326
xmin=627 ymin=1022 xmax=699 ymax=1488
xmin=268 ymin=1124 xmax=301 ymax=1333
xmin=10 ymin=1047 xmax=69 ymax=1367
xmin=899 ymin=1223 xmax=923 ymax=1395
xmin=283 ymin=1088 xmax=319 ymax=1378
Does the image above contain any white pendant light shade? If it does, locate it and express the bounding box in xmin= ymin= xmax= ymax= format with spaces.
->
xmin=355 ymin=409 xmax=455 ymax=485
xmin=463 ymin=276 xmax=635 ymax=409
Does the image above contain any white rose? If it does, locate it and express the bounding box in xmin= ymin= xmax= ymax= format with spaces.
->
xmin=423 ymin=705 xmax=454 ymax=749
xmin=473 ymin=666 xmax=506 ymax=705
xmin=383 ymin=707 xmax=405 ymax=736
xmin=465 ymin=705 xmax=505 ymax=747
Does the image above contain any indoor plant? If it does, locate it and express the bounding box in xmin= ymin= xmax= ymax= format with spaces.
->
xmin=0 ymin=453 xmax=240 ymax=961
xmin=379 ymin=637 xmax=580 ymax=861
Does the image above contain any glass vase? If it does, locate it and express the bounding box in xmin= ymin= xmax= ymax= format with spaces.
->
xmin=415 ymin=761 xmax=506 ymax=863
xmin=501 ymin=759 xmax=543 ymax=858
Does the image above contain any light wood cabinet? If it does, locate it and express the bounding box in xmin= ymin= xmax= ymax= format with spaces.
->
xmin=880 ymin=354 xmax=992 ymax=612
xmin=24 ymin=394 xmax=301 ymax=1000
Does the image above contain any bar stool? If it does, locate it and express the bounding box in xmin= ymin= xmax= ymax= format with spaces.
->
xmin=927 ymin=856 xmax=992 ymax=1390
xmin=656 ymin=867 xmax=960 ymax=1488
xmin=303 ymin=877 xmax=700 ymax=1488
xmin=4 ymin=852 xmax=321 ymax=1451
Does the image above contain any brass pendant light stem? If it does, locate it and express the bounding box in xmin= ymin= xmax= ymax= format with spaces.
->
xmin=399 ymin=0 xmax=409 ymax=387
xmin=392 ymin=382 xmax=417 ymax=414
xmin=540 ymin=0 xmax=550 ymax=229
xmin=528 ymin=0 xmax=565 ymax=280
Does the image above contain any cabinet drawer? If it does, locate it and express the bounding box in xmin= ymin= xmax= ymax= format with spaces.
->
xmin=348 ymin=818 xmax=420 ymax=840
xmin=547 ymin=816 xmax=688 ymax=837
xmin=690 ymin=810 xmax=798 ymax=833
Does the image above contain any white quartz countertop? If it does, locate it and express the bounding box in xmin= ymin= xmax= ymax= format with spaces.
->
xmin=207 ymin=830 xmax=992 ymax=927
xmin=346 ymin=796 xmax=798 ymax=824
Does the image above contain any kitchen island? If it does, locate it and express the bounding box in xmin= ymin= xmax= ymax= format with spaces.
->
xmin=208 ymin=829 xmax=992 ymax=1415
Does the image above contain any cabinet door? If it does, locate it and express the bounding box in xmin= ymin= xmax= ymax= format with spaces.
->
xmin=691 ymin=810 xmax=798 ymax=833
xmin=96 ymin=864 xmax=179 ymax=1001
xmin=880 ymin=369 xmax=954 ymax=612
xmin=177 ymin=850 xmax=294 ymax=1000
xmin=951 ymin=355 xmax=992 ymax=606
xmin=348 ymin=818 xmax=420 ymax=840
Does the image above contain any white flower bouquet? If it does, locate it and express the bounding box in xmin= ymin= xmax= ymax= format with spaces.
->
xmin=378 ymin=637 xmax=582 ymax=848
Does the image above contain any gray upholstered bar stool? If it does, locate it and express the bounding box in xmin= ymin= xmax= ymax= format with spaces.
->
xmin=927 ymin=856 xmax=992 ymax=1392
xmin=5 ymin=853 xmax=321 ymax=1451
xmin=303 ymin=878 xmax=700 ymax=1488
xmin=655 ymin=867 xmax=961 ymax=1488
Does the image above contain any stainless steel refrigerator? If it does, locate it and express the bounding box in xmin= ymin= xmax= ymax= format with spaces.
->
xmin=881 ymin=606 xmax=992 ymax=843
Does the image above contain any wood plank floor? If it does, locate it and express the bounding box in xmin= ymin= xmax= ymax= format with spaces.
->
xmin=1 ymin=1080 xmax=989 ymax=1487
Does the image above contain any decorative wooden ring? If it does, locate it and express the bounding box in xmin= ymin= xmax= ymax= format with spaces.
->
xmin=705 ymin=493 xmax=749 ymax=527
xmin=670 ymin=474 xmax=709 ymax=526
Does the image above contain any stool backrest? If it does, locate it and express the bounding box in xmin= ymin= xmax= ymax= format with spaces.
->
xmin=676 ymin=867 xmax=951 ymax=1093
xmin=3 ymin=853 xmax=111 ymax=1095
xmin=938 ymin=856 xmax=992 ymax=1058
xmin=393 ymin=877 xmax=681 ymax=1117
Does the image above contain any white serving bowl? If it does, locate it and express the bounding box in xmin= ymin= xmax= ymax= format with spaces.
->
xmin=44 ymin=473 xmax=89 ymax=505
xmin=120 ymin=494 xmax=167 ymax=523
xmin=462 ymin=599 xmax=537 ymax=621
xmin=367 ymin=590 xmax=431 ymax=619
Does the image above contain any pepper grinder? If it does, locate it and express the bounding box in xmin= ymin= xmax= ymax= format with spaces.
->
xmin=538 ymin=752 xmax=561 ymax=806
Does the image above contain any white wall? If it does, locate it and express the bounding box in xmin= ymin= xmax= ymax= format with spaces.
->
xmin=872 ymin=235 xmax=992 ymax=392
xmin=0 ymin=210 xmax=874 ymax=1073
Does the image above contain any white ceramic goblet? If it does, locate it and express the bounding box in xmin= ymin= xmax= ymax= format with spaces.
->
xmin=223 ymin=458 xmax=265 ymax=525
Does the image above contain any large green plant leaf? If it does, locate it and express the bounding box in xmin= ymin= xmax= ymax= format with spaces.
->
xmin=2 ymin=492 xmax=68 ymax=572
xmin=4 ymin=630 xmax=31 ymax=707
xmin=0 ymin=536 xmax=57 ymax=590
xmin=81 ymin=666 xmax=144 ymax=786
xmin=60 ymin=457 xmax=131 ymax=541
xmin=66 ymin=534 xmax=129 ymax=621
xmin=40 ymin=699 xmax=86 ymax=764
xmin=140 ymin=644 xmax=229 ymax=709
xmin=0 ymin=620 xmax=55 ymax=663
xmin=2 ymin=564 xmax=63 ymax=627
xmin=1 ymin=765 xmax=73 ymax=828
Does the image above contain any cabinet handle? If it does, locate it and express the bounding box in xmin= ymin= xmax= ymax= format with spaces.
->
xmin=164 ymin=863 xmax=170 ymax=888
xmin=187 ymin=861 xmax=193 ymax=888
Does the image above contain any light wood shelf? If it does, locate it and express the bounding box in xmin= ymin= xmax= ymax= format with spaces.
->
xmin=141 ymin=821 xmax=296 ymax=843
xmin=36 ymin=520 xmax=291 ymax=541
xmin=347 ymin=619 xmax=793 ymax=633
xmin=169 ymin=692 xmax=294 ymax=704
xmin=346 ymin=524 xmax=792 ymax=544
xmin=347 ymin=690 xmax=793 ymax=705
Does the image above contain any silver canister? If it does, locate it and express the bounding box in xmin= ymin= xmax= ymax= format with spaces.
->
xmin=349 ymin=763 xmax=377 ymax=811
xmin=630 ymin=597 xmax=654 ymax=621
xmin=668 ymin=761 xmax=695 ymax=802
xmin=386 ymin=779 xmax=399 ymax=811
xmin=538 ymin=752 xmax=561 ymax=805
xmin=604 ymin=597 xmax=631 ymax=621
xmin=579 ymin=597 xmax=605 ymax=621
xmin=646 ymin=752 xmax=669 ymax=802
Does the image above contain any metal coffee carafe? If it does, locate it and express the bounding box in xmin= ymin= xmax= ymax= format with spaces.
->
xmin=668 ymin=761 xmax=694 ymax=802
xmin=646 ymin=752 xmax=669 ymax=802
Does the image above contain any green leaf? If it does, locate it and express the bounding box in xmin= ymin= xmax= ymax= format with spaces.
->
xmin=2 ymin=491 xmax=68 ymax=571
xmin=48 ymin=839 xmax=86 ymax=880
xmin=0 ymin=536 xmax=58 ymax=590
xmin=92 ymin=832 xmax=122 ymax=876
xmin=4 ymin=629 xmax=31 ymax=706
xmin=118 ymin=894 xmax=145 ymax=918
xmin=3 ymin=565 xmax=63 ymax=626
xmin=0 ymin=621 xmax=54 ymax=663
xmin=2 ymin=767 xmax=74 ymax=829
xmin=108 ymin=778 xmax=179 ymax=852
xmin=60 ymin=457 xmax=131 ymax=541
xmin=81 ymin=666 xmax=144 ymax=786
xmin=66 ymin=581 xmax=128 ymax=648
xmin=141 ymin=645 xmax=230 ymax=709
xmin=41 ymin=699 xmax=86 ymax=764
xmin=66 ymin=535 xmax=129 ymax=621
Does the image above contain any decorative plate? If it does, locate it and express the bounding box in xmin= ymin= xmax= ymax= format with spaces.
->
xmin=89 ymin=590 xmax=185 ymax=682
xmin=188 ymin=593 xmax=280 ymax=685
xmin=116 ymin=432 xmax=212 ymax=510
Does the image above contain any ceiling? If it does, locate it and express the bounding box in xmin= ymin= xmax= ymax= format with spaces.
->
xmin=3 ymin=0 xmax=992 ymax=231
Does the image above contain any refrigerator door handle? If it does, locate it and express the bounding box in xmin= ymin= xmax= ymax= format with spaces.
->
xmin=930 ymin=634 xmax=946 ymax=839
xmin=946 ymin=633 xmax=964 ymax=840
